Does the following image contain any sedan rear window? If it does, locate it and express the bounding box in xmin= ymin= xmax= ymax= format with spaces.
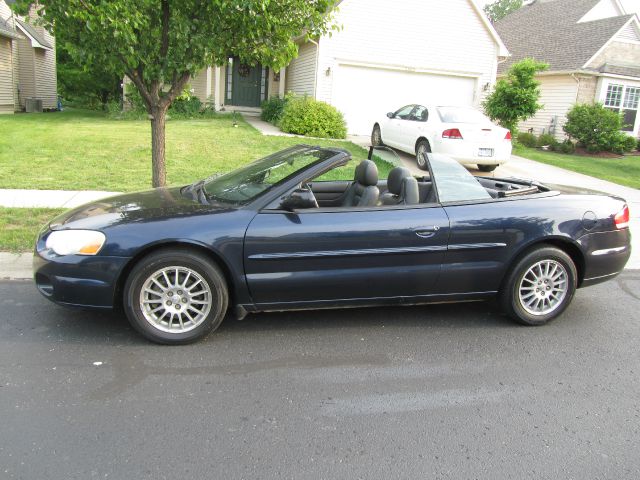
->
xmin=437 ymin=106 xmax=490 ymax=124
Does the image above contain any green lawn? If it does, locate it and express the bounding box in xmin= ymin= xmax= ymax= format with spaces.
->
xmin=0 ymin=208 xmax=66 ymax=252
xmin=0 ymin=109 xmax=392 ymax=191
xmin=514 ymin=145 xmax=640 ymax=190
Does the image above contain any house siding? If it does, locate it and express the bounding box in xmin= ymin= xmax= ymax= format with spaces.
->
xmin=586 ymin=40 xmax=640 ymax=69
xmin=34 ymin=22 xmax=56 ymax=108
xmin=519 ymin=75 xmax=578 ymax=141
xmin=190 ymin=68 xmax=209 ymax=102
xmin=313 ymin=0 xmax=499 ymax=108
xmin=16 ymin=35 xmax=34 ymax=107
xmin=615 ymin=21 xmax=640 ymax=42
xmin=285 ymin=41 xmax=316 ymax=97
xmin=0 ymin=37 xmax=13 ymax=113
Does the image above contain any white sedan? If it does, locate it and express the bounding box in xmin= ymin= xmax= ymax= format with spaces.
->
xmin=371 ymin=104 xmax=512 ymax=172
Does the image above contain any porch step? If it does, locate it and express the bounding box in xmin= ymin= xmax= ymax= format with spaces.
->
xmin=221 ymin=105 xmax=261 ymax=116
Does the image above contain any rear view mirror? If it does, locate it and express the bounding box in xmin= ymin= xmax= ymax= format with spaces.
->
xmin=386 ymin=112 xmax=395 ymax=119
xmin=280 ymin=188 xmax=317 ymax=211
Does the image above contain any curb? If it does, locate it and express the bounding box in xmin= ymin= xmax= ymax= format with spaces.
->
xmin=0 ymin=252 xmax=32 ymax=280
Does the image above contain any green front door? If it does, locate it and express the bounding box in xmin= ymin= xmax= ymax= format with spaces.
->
xmin=230 ymin=61 xmax=263 ymax=107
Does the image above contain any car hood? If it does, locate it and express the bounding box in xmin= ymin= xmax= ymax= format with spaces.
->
xmin=49 ymin=186 xmax=233 ymax=231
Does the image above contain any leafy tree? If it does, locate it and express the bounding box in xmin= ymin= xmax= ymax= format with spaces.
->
xmin=483 ymin=58 xmax=548 ymax=135
xmin=15 ymin=1 xmax=337 ymax=187
xmin=483 ymin=0 xmax=523 ymax=23
xmin=56 ymin=37 xmax=122 ymax=108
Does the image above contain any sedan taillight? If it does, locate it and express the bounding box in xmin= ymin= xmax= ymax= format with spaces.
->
xmin=615 ymin=204 xmax=630 ymax=229
xmin=505 ymin=131 xmax=512 ymax=140
xmin=442 ymin=128 xmax=463 ymax=139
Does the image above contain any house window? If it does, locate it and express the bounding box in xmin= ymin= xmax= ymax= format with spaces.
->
xmin=260 ymin=66 xmax=267 ymax=101
xmin=604 ymin=84 xmax=623 ymax=107
xmin=226 ymin=58 xmax=233 ymax=102
xmin=604 ymin=84 xmax=639 ymax=132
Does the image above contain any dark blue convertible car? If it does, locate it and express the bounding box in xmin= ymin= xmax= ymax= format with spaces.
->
xmin=34 ymin=145 xmax=631 ymax=344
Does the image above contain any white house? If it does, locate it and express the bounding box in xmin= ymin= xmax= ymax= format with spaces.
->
xmin=186 ymin=0 xmax=509 ymax=135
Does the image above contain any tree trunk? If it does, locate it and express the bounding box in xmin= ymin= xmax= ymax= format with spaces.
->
xmin=150 ymin=106 xmax=168 ymax=187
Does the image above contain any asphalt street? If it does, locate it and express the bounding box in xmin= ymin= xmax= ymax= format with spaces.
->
xmin=1 ymin=273 xmax=639 ymax=480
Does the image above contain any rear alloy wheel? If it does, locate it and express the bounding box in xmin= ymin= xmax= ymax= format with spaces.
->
xmin=371 ymin=124 xmax=383 ymax=146
xmin=500 ymin=246 xmax=577 ymax=326
xmin=478 ymin=164 xmax=497 ymax=172
xmin=416 ymin=140 xmax=430 ymax=171
xmin=124 ymin=249 xmax=228 ymax=344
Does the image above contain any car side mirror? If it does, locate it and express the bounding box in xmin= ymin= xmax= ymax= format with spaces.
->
xmin=386 ymin=112 xmax=395 ymax=119
xmin=280 ymin=188 xmax=317 ymax=211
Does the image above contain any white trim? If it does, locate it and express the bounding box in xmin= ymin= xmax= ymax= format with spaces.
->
xmin=205 ymin=67 xmax=212 ymax=101
xmin=213 ymin=66 xmax=222 ymax=110
xmin=467 ymin=0 xmax=510 ymax=57
xmin=334 ymin=58 xmax=483 ymax=79
xmin=14 ymin=22 xmax=52 ymax=51
xmin=581 ymin=15 xmax=640 ymax=69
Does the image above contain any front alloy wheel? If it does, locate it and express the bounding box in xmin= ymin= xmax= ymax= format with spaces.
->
xmin=416 ymin=140 xmax=430 ymax=171
xmin=124 ymin=249 xmax=228 ymax=344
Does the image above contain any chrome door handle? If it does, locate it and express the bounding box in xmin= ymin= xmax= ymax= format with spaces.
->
xmin=415 ymin=226 xmax=440 ymax=238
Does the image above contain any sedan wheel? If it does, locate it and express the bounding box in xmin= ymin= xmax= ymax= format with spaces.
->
xmin=500 ymin=246 xmax=577 ymax=326
xmin=416 ymin=140 xmax=430 ymax=171
xmin=124 ymin=249 xmax=228 ymax=344
xmin=478 ymin=164 xmax=497 ymax=172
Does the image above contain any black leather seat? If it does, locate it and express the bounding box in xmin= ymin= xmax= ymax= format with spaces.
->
xmin=342 ymin=160 xmax=380 ymax=207
xmin=380 ymin=167 xmax=419 ymax=206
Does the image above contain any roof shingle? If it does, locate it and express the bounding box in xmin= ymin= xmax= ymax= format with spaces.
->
xmin=495 ymin=0 xmax=632 ymax=73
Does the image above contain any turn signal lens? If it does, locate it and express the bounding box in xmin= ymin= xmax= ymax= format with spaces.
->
xmin=614 ymin=204 xmax=629 ymax=229
xmin=505 ymin=131 xmax=512 ymax=140
xmin=442 ymin=128 xmax=463 ymax=139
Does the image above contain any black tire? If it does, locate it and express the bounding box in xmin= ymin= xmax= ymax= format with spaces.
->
xmin=478 ymin=164 xmax=498 ymax=172
xmin=500 ymin=246 xmax=577 ymax=326
xmin=123 ymin=249 xmax=228 ymax=344
xmin=371 ymin=124 xmax=383 ymax=146
xmin=416 ymin=139 xmax=430 ymax=171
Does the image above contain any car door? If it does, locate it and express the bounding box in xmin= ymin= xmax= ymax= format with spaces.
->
xmin=384 ymin=105 xmax=415 ymax=150
xmin=243 ymin=205 xmax=450 ymax=308
xmin=403 ymin=105 xmax=430 ymax=152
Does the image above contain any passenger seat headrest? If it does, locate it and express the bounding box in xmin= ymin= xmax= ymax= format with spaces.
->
xmin=354 ymin=160 xmax=378 ymax=187
xmin=387 ymin=167 xmax=412 ymax=195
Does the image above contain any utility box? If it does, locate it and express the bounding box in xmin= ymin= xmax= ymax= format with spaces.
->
xmin=25 ymin=98 xmax=43 ymax=113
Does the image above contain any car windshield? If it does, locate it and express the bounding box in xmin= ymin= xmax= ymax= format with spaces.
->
xmin=428 ymin=153 xmax=492 ymax=203
xmin=200 ymin=146 xmax=336 ymax=205
xmin=437 ymin=106 xmax=490 ymax=124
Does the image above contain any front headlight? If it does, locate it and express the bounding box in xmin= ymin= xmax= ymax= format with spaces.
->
xmin=45 ymin=230 xmax=106 ymax=256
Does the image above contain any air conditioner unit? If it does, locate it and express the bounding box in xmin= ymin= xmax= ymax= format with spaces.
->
xmin=25 ymin=98 xmax=43 ymax=113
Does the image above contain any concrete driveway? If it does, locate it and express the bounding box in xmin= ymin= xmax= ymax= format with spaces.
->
xmin=348 ymin=135 xmax=639 ymax=269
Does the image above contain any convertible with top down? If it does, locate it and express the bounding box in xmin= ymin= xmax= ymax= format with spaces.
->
xmin=33 ymin=145 xmax=631 ymax=344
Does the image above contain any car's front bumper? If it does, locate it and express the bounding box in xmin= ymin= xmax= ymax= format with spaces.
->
xmin=33 ymin=249 xmax=129 ymax=309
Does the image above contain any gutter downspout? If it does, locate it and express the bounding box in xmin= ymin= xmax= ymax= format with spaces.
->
xmin=308 ymin=38 xmax=320 ymax=99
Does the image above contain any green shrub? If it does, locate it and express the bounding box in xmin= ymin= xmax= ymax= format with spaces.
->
xmin=170 ymin=96 xmax=202 ymax=117
xmin=623 ymin=135 xmax=638 ymax=153
xmin=261 ymin=95 xmax=288 ymax=124
xmin=537 ymin=133 xmax=557 ymax=147
xmin=280 ymin=96 xmax=347 ymax=139
xmin=637 ymin=138 xmax=640 ymax=152
xmin=517 ymin=132 xmax=537 ymax=148
xmin=558 ymin=139 xmax=576 ymax=154
xmin=563 ymin=103 xmax=631 ymax=153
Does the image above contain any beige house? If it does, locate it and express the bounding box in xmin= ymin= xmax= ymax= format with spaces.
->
xmin=495 ymin=0 xmax=640 ymax=140
xmin=185 ymin=0 xmax=509 ymax=135
xmin=0 ymin=0 xmax=57 ymax=113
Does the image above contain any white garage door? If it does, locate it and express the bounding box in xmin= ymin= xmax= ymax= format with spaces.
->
xmin=332 ymin=65 xmax=477 ymax=135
